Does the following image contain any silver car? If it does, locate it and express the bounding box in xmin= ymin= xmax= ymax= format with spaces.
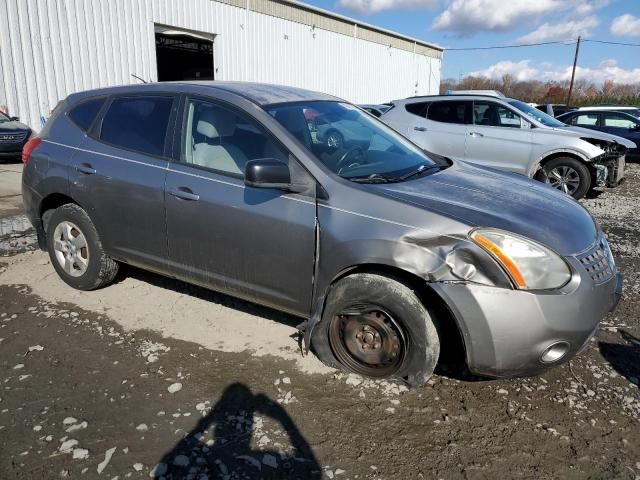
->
xmin=22 ymin=82 xmax=622 ymax=385
xmin=381 ymin=95 xmax=635 ymax=199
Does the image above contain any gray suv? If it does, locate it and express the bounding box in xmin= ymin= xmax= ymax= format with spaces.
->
xmin=22 ymin=82 xmax=622 ymax=385
xmin=381 ymin=95 xmax=634 ymax=199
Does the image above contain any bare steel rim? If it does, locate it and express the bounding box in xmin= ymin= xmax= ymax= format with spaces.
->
xmin=328 ymin=305 xmax=407 ymax=377
xmin=52 ymin=221 xmax=89 ymax=277
xmin=546 ymin=165 xmax=581 ymax=195
xmin=326 ymin=131 xmax=343 ymax=149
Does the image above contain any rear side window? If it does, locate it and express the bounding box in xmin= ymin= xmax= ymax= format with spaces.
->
xmin=405 ymin=102 xmax=430 ymax=118
xmin=100 ymin=96 xmax=173 ymax=156
xmin=427 ymin=101 xmax=471 ymax=124
xmin=68 ymin=98 xmax=105 ymax=131
xmin=570 ymin=113 xmax=599 ymax=126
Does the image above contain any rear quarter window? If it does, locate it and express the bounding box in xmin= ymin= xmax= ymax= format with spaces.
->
xmin=405 ymin=102 xmax=430 ymax=118
xmin=99 ymin=96 xmax=173 ymax=157
xmin=68 ymin=98 xmax=106 ymax=131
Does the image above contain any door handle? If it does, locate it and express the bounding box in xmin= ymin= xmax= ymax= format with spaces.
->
xmin=76 ymin=163 xmax=96 ymax=175
xmin=468 ymin=132 xmax=484 ymax=137
xmin=413 ymin=126 xmax=427 ymax=132
xmin=169 ymin=187 xmax=200 ymax=201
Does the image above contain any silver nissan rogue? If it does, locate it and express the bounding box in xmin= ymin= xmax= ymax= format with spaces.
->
xmin=21 ymin=82 xmax=622 ymax=385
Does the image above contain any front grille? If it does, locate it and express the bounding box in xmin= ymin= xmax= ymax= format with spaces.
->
xmin=0 ymin=132 xmax=27 ymax=144
xmin=578 ymin=237 xmax=615 ymax=284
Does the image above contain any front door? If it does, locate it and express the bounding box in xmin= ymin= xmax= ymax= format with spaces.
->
xmin=164 ymin=96 xmax=316 ymax=316
xmin=600 ymin=112 xmax=640 ymax=158
xmin=465 ymin=100 xmax=533 ymax=175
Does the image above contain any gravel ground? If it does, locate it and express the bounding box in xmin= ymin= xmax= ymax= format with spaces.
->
xmin=1 ymin=164 xmax=639 ymax=479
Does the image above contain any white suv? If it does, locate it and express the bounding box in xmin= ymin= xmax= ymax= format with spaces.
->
xmin=381 ymin=95 xmax=635 ymax=199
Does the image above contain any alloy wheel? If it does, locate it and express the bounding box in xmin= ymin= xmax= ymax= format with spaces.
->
xmin=547 ymin=165 xmax=581 ymax=195
xmin=52 ymin=221 xmax=89 ymax=277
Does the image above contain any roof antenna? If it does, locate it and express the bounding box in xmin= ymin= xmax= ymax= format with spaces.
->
xmin=131 ymin=74 xmax=148 ymax=84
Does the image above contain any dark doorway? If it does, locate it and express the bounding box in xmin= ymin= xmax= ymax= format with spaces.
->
xmin=155 ymin=31 xmax=214 ymax=81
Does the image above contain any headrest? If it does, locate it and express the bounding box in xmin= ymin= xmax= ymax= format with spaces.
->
xmin=196 ymin=108 xmax=236 ymax=139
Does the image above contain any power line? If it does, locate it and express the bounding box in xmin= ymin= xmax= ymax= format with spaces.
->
xmin=444 ymin=38 xmax=640 ymax=52
xmin=583 ymin=39 xmax=640 ymax=47
xmin=445 ymin=40 xmax=576 ymax=51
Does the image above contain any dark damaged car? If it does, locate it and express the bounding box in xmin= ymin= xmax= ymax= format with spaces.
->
xmin=21 ymin=82 xmax=622 ymax=385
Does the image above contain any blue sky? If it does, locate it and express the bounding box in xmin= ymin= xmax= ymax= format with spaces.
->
xmin=302 ymin=0 xmax=640 ymax=84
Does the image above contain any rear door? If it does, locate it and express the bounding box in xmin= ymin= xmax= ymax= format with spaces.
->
xmin=566 ymin=112 xmax=601 ymax=131
xmin=465 ymin=100 xmax=533 ymax=175
xmin=415 ymin=100 xmax=471 ymax=160
xmin=70 ymin=94 xmax=176 ymax=271
xmin=164 ymin=96 xmax=317 ymax=316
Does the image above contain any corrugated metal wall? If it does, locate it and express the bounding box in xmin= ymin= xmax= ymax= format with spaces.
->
xmin=0 ymin=0 xmax=441 ymax=130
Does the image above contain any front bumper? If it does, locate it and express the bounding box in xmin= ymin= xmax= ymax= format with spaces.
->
xmin=594 ymin=154 xmax=625 ymax=188
xmin=432 ymin=262 xmax=622 ymax=378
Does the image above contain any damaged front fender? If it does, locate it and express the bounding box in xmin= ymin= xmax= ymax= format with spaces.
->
xmin=300 ymin=217 xmax=513 ymax=352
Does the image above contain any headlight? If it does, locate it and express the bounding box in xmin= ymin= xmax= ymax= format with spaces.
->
xmin=470 ymin=228 xmax=571 ymax=290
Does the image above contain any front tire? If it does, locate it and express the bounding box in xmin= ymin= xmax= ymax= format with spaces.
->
xmin=311 ymin=273 xmax=440 ymax=386
xmin=46 ymin=204 xmax=119 ymax=290
xmin=536 ymin=157 xmax=591 ymax=199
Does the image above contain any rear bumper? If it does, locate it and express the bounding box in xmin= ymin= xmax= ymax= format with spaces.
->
xmin=432 ymin=264 xmax=622 ymax=378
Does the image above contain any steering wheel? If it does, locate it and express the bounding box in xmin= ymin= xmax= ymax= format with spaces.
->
xmin=336 ymin=146 xmax=365 ymax=174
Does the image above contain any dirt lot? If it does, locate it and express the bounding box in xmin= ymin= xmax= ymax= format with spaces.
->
xmin=1 ymin=162 xmax=639 ymax=479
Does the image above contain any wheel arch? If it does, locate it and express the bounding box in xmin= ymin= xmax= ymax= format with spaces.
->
xmin=325 ymin=262 xmax=468 ymax=371
xmin=532 ymin=150 xmax=592 ymax=177
xmin=39 ymin=193 xmax=82 ymax=233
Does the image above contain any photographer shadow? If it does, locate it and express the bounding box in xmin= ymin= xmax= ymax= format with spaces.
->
xmin=156 ymin=383 xmax=322 ymax=479
xmin=599 ymin=329 xmax=640 ymax=384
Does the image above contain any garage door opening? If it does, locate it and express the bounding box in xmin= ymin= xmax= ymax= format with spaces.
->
xmin=155 ymin=25 xmax=214 ymax=81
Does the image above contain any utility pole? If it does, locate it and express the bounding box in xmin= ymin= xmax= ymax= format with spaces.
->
xmin=566 ymin=36 xmax=581 ymax=105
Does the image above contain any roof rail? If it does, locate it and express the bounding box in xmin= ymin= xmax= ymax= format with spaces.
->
xmin=445 ymin=90 xmax=505 ymax=98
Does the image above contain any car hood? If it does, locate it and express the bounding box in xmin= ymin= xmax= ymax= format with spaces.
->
xmin=559 ymin=125 xmax=636 ymax=149
xmin=374 ymin=161 xmax=598 ymax=256
xmin=0 ymin=120 xmax=31 ymax=133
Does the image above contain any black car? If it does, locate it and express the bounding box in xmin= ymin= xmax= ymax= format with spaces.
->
xmin=0 ymin=111 xmax=32 ymax=161
xmin=557 ymin=109 xmax=640 ymax=160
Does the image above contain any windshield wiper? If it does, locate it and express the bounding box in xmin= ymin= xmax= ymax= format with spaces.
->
xmin=394 ymin=164 xmax=441 ymax=181
xmin=349 ymin=173 xmax=393 ymax=184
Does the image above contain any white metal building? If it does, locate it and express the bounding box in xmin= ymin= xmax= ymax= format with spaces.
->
xmin=0 ymin=0 xmax=443 ymax=131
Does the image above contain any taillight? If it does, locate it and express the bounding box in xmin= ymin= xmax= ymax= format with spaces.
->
xmin=22 ymin=137 xmax=42 ymax=165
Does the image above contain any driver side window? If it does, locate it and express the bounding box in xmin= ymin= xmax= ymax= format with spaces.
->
xmin=473 ymin=101 xmax=521 ymax=128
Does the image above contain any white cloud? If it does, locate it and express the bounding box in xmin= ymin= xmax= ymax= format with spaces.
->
xmin=335 ymin=0 xmax=437 ymax=15
xmin=468 ymin=60 xmax=539 ymax=81
xmin=431 ymin=0 xmax=562 ymax=33
xmin=517 ymin=15 xmax=598 ymax=43
xmin=469 ymin=59 xmax=640 ymax=84
xmin=610 ymin=14 xmax=640 ymax=37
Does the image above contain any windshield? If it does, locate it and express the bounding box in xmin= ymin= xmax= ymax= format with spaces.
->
xmin=266 ymin=101 xmax=440 ymax=181
xmin=0 ymin=111 xmax=10 ymax=123
xmin=508 ymin=100 xmax=565 ymax=128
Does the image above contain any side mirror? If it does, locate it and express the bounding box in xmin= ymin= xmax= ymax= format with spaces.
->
xmin=10 ymin=116 xmax=19 ymax=121
xmin=521 ymin=119 xmax=532 ymax=129
xmin=245 ymin=159 xmax=297 ymax=191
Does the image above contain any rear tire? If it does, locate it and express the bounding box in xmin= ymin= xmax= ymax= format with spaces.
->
xmin=311 ymin=273 xmax=440 ymax=386
xmin=536 ymin=157 xmax=591 ymax=199
xmin=46 ymin=204 xmax=118 ymax=291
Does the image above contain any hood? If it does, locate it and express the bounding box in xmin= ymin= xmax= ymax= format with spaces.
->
xmin=374 ymin=161 xmax=598 ymax=256
xmin=560 ymin=125 xmax=636 ymax=149
xmin=0 ymin=120 xmax=31 ymax=134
